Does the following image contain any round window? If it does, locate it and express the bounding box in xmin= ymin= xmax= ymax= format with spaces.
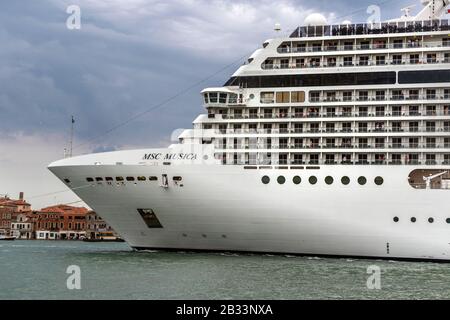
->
xmin=341 ymin=176 xmax=350 ymax=185
xmin=447 ymin=218 xmax=450 ymax=224
xmin=358 ymin=176 xmax=367 ymax=185
xmin=293 ymin=176 xmax=302 ymax=185
xmin=262 ymin=176 xmax=270 ymax=185
xmin=277 ymin=176 xmax=286 ymax=185
xmin=393 ymin=217 xmax=399 ymax=223
xmin=411 ymin=217 xmax=416 ymax=223
xmin=374 ymin=176 xmax=384 ymax=185
xmin=249 ymin=94 xmax=255 ymax=100
xmin=309 ymin=176 xmax=318 ymax=185
xmin=325 ymin=176 xmax=334 ymax=185
xmin=428 ymin=217 xmax=434 ymax=224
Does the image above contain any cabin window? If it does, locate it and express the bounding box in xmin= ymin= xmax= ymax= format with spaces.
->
xmin=393 ymin=217 xmax=399 ymax=223
xmin=341 ymin=176 xmax=350 ymax=185
xmin=86 ymin=178 xmax=94 ymax=182
xmin=126 ymin=177 xmax=135 ymax=182
xmin=309 ymin=176 xmax=318 ymax=185
xmin=374 ymin=177 xmax=384 ymax=185
xmin=149 ymin=176 xmax=158 ymax=181
xmin=261 ymin=176 xmax=270 ymax=184
xmin=325 ymin=176 xmax=334 ymax=185
xmin=428 ymin=218 xmax=434 ymax=224
xmin=173 ymin=176 xmax=183 ymax=182
xmin=358 ymin=176 xmax=367 ymax=185
xmin=293 ymin=176 xmax=302 ymax=185
xmin=105 ymin=177 xmax=113 ymax=182
xmin=96 ymin=177 xmax=103 ymax=182
xmin=277 ymin=176 xmax=286 ymax=185
xmin=116 ymin=177 xmax=124 ymax=181
xmin=64 ymin=179 xmax=71 ymax=184
xmin=137 ymin=176 xmax=147 ymax=181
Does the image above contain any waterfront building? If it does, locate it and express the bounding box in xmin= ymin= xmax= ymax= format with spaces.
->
xmin=10 ymin=213 xmax=34 ymax=239
xmin=0 ymin=193 xmax=31 ymax=236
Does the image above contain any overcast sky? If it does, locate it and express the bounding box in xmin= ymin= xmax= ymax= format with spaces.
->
xmin=0 ymin=0 xmax=417 ymax=208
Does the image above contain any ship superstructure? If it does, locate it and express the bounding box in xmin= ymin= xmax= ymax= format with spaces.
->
xmin=49 ymin=0 xmax=450 ymax=261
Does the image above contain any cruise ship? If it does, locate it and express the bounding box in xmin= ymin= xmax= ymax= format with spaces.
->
xmin=49 ymin=0 xmax=450 ymax=261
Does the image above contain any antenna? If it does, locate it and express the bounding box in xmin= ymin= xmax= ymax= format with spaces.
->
xmin=274 ymin=23 xmax=281 ymax=33
xmin=69 ymin=115 xmax=75 ymax=158
xmin=401 ymin=5 xmax=416 ymax=17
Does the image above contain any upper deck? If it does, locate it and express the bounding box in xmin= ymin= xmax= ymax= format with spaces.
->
xmin=289 ymin=19 xmax=450 ymax=39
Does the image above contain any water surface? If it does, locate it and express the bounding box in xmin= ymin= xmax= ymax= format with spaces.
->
xmin=0 ymin=241 xmax=449 ymax=299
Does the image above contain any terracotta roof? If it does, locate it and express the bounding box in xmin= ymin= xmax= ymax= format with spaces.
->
xmin=40 ymin=205 xmax=88 ymax=215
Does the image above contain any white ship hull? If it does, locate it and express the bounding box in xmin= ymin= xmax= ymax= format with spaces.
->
xmin=49 ymin=149 xmax=450 ymax=261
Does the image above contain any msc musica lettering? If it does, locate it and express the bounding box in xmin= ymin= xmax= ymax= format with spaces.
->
xmin=143 ymin=153 xmax=198 ymax=161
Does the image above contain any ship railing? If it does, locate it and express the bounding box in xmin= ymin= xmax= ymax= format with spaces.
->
xmin=289 ymin=20 xmax=450 ymax=38
xmin=277 ymin=41 xmax=450 ymax=54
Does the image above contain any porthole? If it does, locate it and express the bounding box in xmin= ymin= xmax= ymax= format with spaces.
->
xmin=374 ymin=176 xmax=384 ymax=185
xmin=277 ymin=176 xmax=286 ymax=185
xmin=86 ymin=178 xmax=94 ymax=182
xmin=126 ymin=177 xmax=135 ymax=182
xmin=293 ymin=176 xmax=302 ymax=185
xmin=262 ymin=176 xmax=270 ymax=185
xmin=105 ymin=177 xmax=113 ymax=182
xmin=393 ymin=217 xmax=399 ymax=223
xmin=64 ymin=179 xmax=71 ymax=184
xmin=116 ymin=177 xmax=124 ymax=182
xmin=173 ymin=176 xmax=183 ymax=182
xmin=137 ymin=176 xmax=146 ymax=181
xmin=325 ymin=176 xmax=334 ymax=185
xmin=428 ymin=218 xmax=434 ymax=223
xmin=149 ymin=176 xmax=158 ymax=181
xmin=341 ymin=176 xmax=350 ymax=185
xmin=358 ymin=176 xmax=367 ymax=185
xmin=309 ymin=176 xmax=318 ymax=185
xmin=95 ymin=177 xmax=103 ymax=182
xmin=447 ymin=218 xmax=450 ymax=224
xmin=411 ymin=217 xmax=416 ymax=223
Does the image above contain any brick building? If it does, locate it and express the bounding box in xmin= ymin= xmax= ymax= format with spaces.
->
xmin=34 ymin=205 xmax=89 ymax=240
xmin=0 ymin=193 xmax=31 ymax=236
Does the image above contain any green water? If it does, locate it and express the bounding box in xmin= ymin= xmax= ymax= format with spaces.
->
xmin=0 ymin=241 xmax=449 ymax=300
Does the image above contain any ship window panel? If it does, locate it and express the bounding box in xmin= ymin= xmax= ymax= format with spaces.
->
xmin=149 ymin=176 xmax=158 ymax=181
xmin=115 ymin=177 xmax=124 ymax=181
xmin=291 ymin=91 xmax=305 ymax=103
xmin=261 ymin=176 xmax=270 ymax=185
xmin=261 ymin=92 xmax=275 ymax=104
xmin=105 ymin=177 xmax=113 ymax=182
xmin=219 ymin=93 xmax=227 ymax=104
xmin=173 ymin=176 xmax=183 ymax=182
xmin=276 ymin=92 xmax=290 ymax=103
xmin=95 ymin=177 xmax=103 ymax=182
xmin=203 ymin=94 xmax=209 ymax=104
xmin=325 ymin=176 xmax=334 ymax=185
xmin=393 ymin=217 xmax=399 ymax=223
xmin=399 ymin=70 xmax=450 ymax=84
xmin=137 ymin=209 xmax=163 ymax=229
xmin=86 ymin=178 xmax=94 ymax=182
xmin=126 ymin=177 xmax=135 ymax=182
xmin=209 ymin=93 xmax=218 ymax=103
xmin=429 ymin=218 xmax=434 ymax=224
xmin=137 ymin=176 xmax=146 ymax=181
xmin=223 ymin=72 xmax=396 ymax=88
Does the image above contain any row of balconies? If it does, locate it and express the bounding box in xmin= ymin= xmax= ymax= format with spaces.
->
xmin=216 ymin=111 xmax=450 ymax=120
xmin=218 ymin=159 xmax=448 ymax=166
xmin=215 ymin=144 xmax=450 ymax=150
xmin=309 ymin=95 xmax=450 ymax=103
xmin=262 ymin=58 xmax=450 ymax=70
xmin=211 ymin=127 xmax=450 ymax=134
xmin=276 ymin=41 xmax=449 ymax=54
